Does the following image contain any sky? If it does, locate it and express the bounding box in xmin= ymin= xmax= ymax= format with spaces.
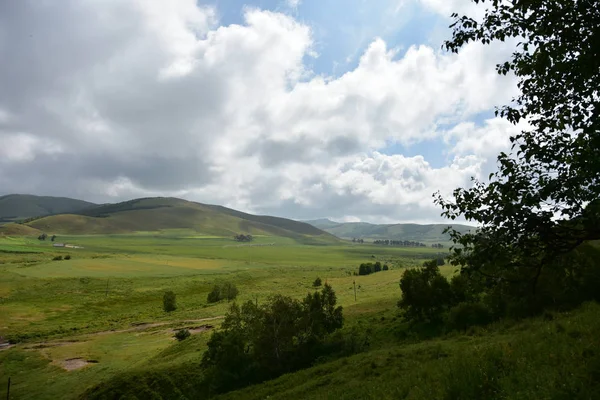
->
xmin=0 ymin=0 xmax=521 ymax=224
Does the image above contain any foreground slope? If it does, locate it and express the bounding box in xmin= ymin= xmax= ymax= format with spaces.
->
xmin=306 ymin=219 xmax=473 ymax=242
xmin=0 ymin=194 xmax=96 ymax=223
xmin=84 ymin=302 xmax=600 ymax=400
xmin=25 ymin=197 xmax=337 ymax=242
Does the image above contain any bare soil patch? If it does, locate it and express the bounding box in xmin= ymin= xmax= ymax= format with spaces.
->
xmin=56 ymin=358 xmax=95 ymax=371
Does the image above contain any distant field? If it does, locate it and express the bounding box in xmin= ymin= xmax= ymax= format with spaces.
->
xmin=0 ymin=232 xmax=448 ymax=400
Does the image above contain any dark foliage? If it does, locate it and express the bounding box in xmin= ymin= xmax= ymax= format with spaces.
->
xmin=175 ymin=329 xmax=191 ymax=341
xmin=313 ymin=277 xmax=322 ymax=287
xmin=435 ymin=0 xmax=600 ymax=305
xmin=207 ymin=283 xmax=239 ymax=303
xmin=201 ymin=284 xmax=343 ymax=393
xmin=234 ymin=234 xmax=253 ymax=242
xmin=398 ymin=260 xmax=453 ymax=322
xmin=163 ymin=291 xmax=177 ymax=312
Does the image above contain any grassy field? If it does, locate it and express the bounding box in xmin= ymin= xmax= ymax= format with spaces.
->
xmin=0 ymin=233 xmax=445 ymax=400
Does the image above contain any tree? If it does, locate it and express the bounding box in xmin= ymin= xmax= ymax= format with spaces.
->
xmin=50 ymin=235 xmax=56 ymax=242
xmin=313 ymin=277 xmax=322 ymax=287
xmin=222 ymin=282 xmax=239 ymax=301
xmin=207 ymin=285 xmax=221 ymax=303
xmin=202 ymin=285 xmax=344 ymax=393
xmin=38 ymin=233 xmax=47 ymax=241
xmin=397 ymin=260 xmax=453 ymax=321
xmin=435 ymin=0 xmax=600 ymax=295
xmin=373 ymin=261 xmax=382 ymax=272
xmin=163 ymin=291 xmax=177 ymax=312
xmin=382 ymin=264 xmax=389 ymax=271
xmin=358 ymin=263 xmax=373 ymax=276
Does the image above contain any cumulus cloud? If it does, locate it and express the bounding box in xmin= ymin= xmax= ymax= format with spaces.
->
xmin=0 ymin=0 xmax=518 ymax=223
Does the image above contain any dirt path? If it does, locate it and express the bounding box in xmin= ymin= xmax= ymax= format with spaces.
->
xmin=3 ymin=316 xmax=224 ymax=351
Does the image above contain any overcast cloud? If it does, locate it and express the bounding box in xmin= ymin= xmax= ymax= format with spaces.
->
xmin=0 ymin=0 xmax=519 ymax=223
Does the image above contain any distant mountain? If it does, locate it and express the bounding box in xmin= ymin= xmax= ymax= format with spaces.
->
xmin=18 ymin=197 xmax=337 ymax=244
xmin=305 ymin=218 xmax=474 ymax=243
xmin=0 ymin=194 xmax=96 ymax=223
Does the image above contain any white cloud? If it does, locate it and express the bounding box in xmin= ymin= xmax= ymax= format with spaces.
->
xmin=0 ymin=0 xmax=518 ymax=223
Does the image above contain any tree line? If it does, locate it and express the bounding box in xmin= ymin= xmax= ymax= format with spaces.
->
xmin=373 ymin=239 xmax=427 ymax=247
xmin=234 ymin=234 xmax=253 ymax=242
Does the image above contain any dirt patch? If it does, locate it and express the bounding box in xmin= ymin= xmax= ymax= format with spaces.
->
xmin=56 ymin=358 xmax=94 ymax=371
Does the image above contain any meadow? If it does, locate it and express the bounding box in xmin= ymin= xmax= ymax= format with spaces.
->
xmin=0 ymin=233 xmax=446 ymax=399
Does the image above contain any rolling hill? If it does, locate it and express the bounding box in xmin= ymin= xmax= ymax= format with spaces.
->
xmin=0 ymin=194 xmax=96 ymax=223
xmin=305 ymin=218 xmax=474 ymax=243
xmin=20 ymin=197 xmax=337 ymax=243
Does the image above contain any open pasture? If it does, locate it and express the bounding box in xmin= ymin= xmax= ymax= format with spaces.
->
xmin=0 ymin=233 xmax=446 ymax=399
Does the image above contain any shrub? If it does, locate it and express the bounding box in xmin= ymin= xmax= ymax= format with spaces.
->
xmin=383 ymin=264 xmax=389 ymax=271
xmin=448 ymin=302 xmax=492 ymax=331
xmin=175 ymin=329 xmax=191 ymax=341
xmin=52 ymin=255 xmax=63 ymax=261
xmin=313 ymin=277 xmax=322 ymax=287
xmin=64 ymin=254 xmax=71 ymax=260
xmin=163 ymin=291 xmax=177 ymax=312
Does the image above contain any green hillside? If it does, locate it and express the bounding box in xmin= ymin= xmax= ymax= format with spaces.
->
xmin=83 ymin=302 xmax=600 ymax=400
xmin=306 ymin=219 xmax=474 ymax=243
xmin=25 ymin=197 xmax=338 ymax=242
xmin=0 ymin=194 xmax=96 ymax=223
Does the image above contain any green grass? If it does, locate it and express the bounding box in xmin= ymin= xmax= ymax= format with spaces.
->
xmin=214 ymin=302 xmax=600 ymax=400
xmin=3 ymin=231 xmax=596 ymax=400
xmin=0 ymin=232 xmax=444 ymax=400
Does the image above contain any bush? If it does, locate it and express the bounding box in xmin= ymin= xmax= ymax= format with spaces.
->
xmin=163 ymin=291 xmax=177 ymax=312
xmin=52 ymin=255 xmax=63 ymax=261
xmin=64 ymin=254 xmax=71 ymax=260
xmin=448 ymin=302 xmax=492 ymax=331
xmin=313 ymin=277 xmax=322 ymax=287
xmin=175 ymin=329 xmax=191 ymax=341
xmin=383 ymin=264 xmax=389 ymax=271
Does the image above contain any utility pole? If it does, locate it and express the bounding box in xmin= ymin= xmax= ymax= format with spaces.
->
xmin=353 ymin=280 xmax=357 ymax=302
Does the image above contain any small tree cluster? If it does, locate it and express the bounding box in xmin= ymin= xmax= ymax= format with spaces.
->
xmin=351 ymin=238 xmax=364 ymax=243
xmin=358 ymin=261 xmax=388 ymax=276
xmin=38 ymin=233 xmax=47 ymax=241
xmin=373 ymin=239 xmax=427 ymax=247
xmin=431 ymin=243 xmax=444 ymax=249
xmin=202 ymin=284 xmax=343 ymax=392
xmin=207 ymin=282 xmax=239 ymax=303
xmin=234 ymin=234 xmax=253 ymax=242
xmin=397 ymin=260 xmax=453 ymax=321
xmin=163 ymin=291 xmax=177 ymax=312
